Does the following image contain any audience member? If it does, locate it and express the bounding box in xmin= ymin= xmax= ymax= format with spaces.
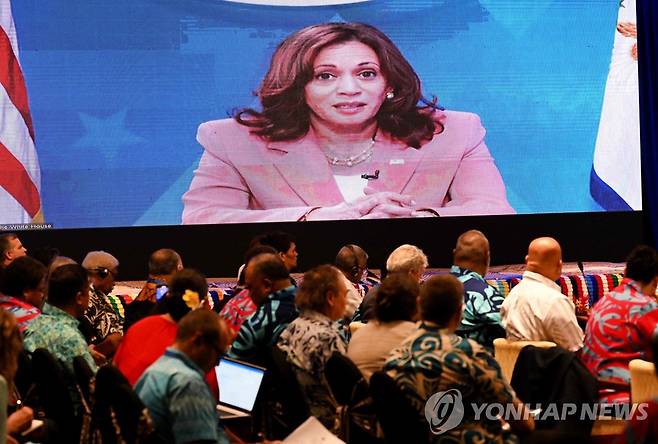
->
xmin=581 ymin=245 xmax=658 ymax=403
xmin=47 ymin=256 xmax=76 ymax=277
xmin=335 ymin=244 xmax=370 ymax=319
xmin=0 ymin=233 xmax=27 ymax=270
xmin=385 ymin=275 xmax=534 ymax=442
xmin=277 ymin=265 xmax=348 ymax=432
xmin=124 ymin=248 xmax=183 ymax=330
xmin=114 ymin=268 xmax=208 ymax=385
xmin=347 ymin=273 xmax=418 ymax=380
xmin=220 ymin=245 xmax=277 ymax=339
xmin=228 ymin=253 xmax=297 ymax=366
xmin=450 ymin=230 xmax=505 ymax=349
xmin=0 ymin=310 xmax=34 ymax=443
xmin=0 ymin=257 xmax=47 ymax=332
xmin=500 ymin=237 xmax=583 ymax=351
xmin=29 ymin=246 xmax=60 ymax=269
xmin=81 ymin=251 xmax=124 ymax=358
xmin=134 ymin=249 xmax=183 ymax=303
xmin=357 ymin=244 xmax=427 ymax=321
xmin=23 ymin=264 xmax=97 ymax=373
xmin=254 ymin=232 xmax=299 ymax=273
xmin=135 ymin=310 xmax=231 ymax=444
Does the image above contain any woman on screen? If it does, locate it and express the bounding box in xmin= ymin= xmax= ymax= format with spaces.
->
xmin=182 ymin=22 xmax=514 ymax=224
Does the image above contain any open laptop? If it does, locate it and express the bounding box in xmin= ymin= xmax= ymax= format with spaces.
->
xmin=215 ymin=357 xmax=266 ymax=419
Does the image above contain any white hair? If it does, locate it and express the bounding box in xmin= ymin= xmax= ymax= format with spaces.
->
xmin=386 ymin=244 xmax=428 ymax=274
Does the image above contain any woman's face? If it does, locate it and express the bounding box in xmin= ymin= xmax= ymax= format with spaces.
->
xmin=305 ymin=40 xmax=388 ymax=133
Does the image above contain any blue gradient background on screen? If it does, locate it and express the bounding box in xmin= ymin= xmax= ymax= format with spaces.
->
xmin=13 ymin=0 xmax=620 ymax=228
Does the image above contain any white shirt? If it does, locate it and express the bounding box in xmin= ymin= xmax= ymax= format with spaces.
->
xmin=501 ymin=270 xmax=584 ymax=352
xmin=340 ymin=273 xmax=363 ymax=319
xmin=334 ymin=175 xmax=367 ymax=203
xmin=347 ymin=320 xmax=417 ymax=381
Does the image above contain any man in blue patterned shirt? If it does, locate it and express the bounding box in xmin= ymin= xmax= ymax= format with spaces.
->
xmin=228 ymin=253 xmax=298 ymax=366
xmin=450 ymin=230 xmax=505 ymax=349
xmin=23 ymin=264 xmax=97 ymax=373
xmin=136 ymin=309 xmax=231 ymax=444
xmin=385 ymin=275 xmax=534 ymax=443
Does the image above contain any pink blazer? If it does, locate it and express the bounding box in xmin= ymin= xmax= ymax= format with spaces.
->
xmin=182 ymin=110 xmax=514 ymax=224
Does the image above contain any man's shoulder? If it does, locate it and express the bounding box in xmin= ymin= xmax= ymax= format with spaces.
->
xmin=144 ymin=353 xmax=203 ymax=386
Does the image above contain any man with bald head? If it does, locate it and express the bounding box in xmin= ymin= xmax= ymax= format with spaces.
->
xmin=135 ymin=249 xmax=184 ymax=303
xmin=501 ymin=237 xmax=583 ymax=351
xmin=449 ymin=230 xmax=505 ymax=348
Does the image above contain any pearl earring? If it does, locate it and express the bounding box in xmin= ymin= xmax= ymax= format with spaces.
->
xmin=386 ymin=91 xmax=394 ymax=100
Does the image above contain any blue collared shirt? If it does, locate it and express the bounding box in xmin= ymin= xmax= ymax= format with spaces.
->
xmin=23 ymin=303 xmax=97 ymax=373
xmin=135 ymin=347 xmax=229 ymax=444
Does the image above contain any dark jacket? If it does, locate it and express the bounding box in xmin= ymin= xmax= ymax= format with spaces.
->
xmin=511 ymin=345 xmax=597 ymax=435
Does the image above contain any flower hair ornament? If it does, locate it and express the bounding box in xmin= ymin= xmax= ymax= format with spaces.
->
xmin=182 ymin=289 xmax=201 ymax=309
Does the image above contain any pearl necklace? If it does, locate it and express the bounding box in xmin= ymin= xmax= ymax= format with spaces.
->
xmin=322 ymin=138 xmax=375 ymax=167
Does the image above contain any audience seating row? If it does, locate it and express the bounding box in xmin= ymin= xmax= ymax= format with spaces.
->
xmin=151 ymin=270 xmax=625 ymax=318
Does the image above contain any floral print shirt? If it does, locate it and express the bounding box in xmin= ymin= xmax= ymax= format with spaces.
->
xmin=277 ymin=310 xmax=347 ymax=432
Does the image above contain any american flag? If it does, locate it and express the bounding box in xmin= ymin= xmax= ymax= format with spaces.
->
xmin=0 ymin=0 xmax=41 ymax=224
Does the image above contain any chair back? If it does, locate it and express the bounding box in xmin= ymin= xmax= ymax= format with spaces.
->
xmin=73 ymin=356 xmax=95 ymax=406
xmin=30 ymin=348 xmax=80 ymax=442
xmin=14 ymin=349 xmax=34 ymax=402
xmin=325 ymin=352 xmax=379 ymax=443
xmin=263 ymin=347 xmax=311 ymax=439
xmin=630 ymin=359 xmax=658 ymax=403
xmin=369 ymin=371 xmax=429 ymax=444
xmin=493 ymin=338 xmax=556 ymax=382
xmin=325 ymin=352 xmax=368 ymax=405
xmin=94 ymin=364 xmax=153 ymax=444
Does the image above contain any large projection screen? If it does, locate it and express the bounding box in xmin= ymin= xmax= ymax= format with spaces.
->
xmin=1 ymin=0 xmax=641 ymax=229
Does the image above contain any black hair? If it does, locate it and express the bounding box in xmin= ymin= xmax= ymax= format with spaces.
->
xmin=419 ymin=275 xmax=463 ymax=327
xmin=625 ymin=245 xmax=658 ymax=284
xmin=253 ymin=231 xmax=295 ymax=254
xmin=0 ymin=256 xmax=47 ymax=298
xmin=160 ymin=269 xmax=208 ymax=322
xmin=237 ymin=245 xmax=278 ymax=286
xmin=374 ymin=273 xmax=419 ymax=323
xmin=47 ymin=264 xmax=88 ymax=307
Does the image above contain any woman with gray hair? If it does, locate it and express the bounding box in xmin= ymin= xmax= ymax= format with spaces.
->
xmin=277 ymin=265 xmax=348 ymax=433
xmin=355 ymin=244 xmax=427 ymax=321
xmin=385 ymin=244 xmax=428 ymax=280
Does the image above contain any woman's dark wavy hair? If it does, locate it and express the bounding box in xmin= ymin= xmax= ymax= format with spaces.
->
xmin=234 ymin=22 xmax=442 ymax=148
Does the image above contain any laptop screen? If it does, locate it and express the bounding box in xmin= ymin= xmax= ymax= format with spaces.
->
xmin=215 ymin=358 xmax=265 ymax=412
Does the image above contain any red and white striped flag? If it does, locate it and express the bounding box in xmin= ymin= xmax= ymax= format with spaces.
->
xmin=0 ymin=0 xmax=41 ymax=224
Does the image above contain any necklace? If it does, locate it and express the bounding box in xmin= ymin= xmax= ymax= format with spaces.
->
xmin=322 ymin=138 xmax=375 ymax=167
